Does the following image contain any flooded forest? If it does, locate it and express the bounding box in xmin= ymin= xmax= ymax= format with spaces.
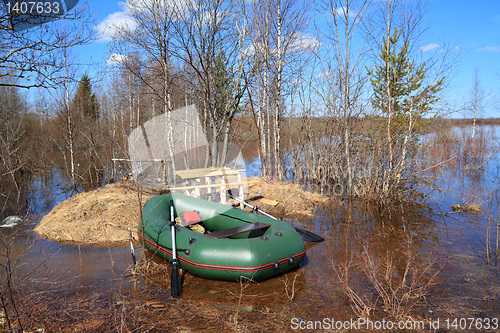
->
xmin=1 ymin=0 xmax=500 ymax=332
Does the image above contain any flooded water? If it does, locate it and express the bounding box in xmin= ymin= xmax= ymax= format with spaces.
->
xmin=1 ymin=226 xmax=140 ymax=292
xmin=1 ymin=168 xmax=140 ymax=328
xmin=1 ymin=125 xmax=500 ymax=331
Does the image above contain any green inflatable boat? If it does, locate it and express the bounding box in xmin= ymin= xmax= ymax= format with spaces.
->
xmin=138 ymin=193 xmax=306 ymax=282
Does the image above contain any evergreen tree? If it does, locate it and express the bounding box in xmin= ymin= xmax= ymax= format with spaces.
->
xmin=368 ymin=28 xmax=444 ymax=140
xmin=72 ymin=74 xmax=99 ymax=121
xmin=367 ymin=28 xmax=444 ymax=197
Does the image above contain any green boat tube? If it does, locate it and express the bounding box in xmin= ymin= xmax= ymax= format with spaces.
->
xmin=138 ymin=193 xmax=306 ymax=282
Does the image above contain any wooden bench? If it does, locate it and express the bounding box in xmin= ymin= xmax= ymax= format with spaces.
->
xmin=172 ymin=167 xmax=249 ymax=206
xmin=205 ymin=222 xmax=271 ymax=239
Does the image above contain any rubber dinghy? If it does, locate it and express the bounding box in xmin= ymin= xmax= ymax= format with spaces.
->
xmin=138 ymin=193 xmax=306 ymax=282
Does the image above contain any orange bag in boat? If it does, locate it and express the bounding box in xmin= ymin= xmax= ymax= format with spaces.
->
xmin=180 ymin=211 xmax=202 ymax=226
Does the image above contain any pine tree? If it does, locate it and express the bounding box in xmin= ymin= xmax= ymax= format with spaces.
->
xmin=72 ymin=74 xmax=99 ymax=121
xmin=368 ymin=28 xmax=443 ymax=141
xmin=367 ymin=28 xmax=444 ymax=197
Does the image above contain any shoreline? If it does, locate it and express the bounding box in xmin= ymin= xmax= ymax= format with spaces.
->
xmin=34 ymin=178 xmax=327 ymax=246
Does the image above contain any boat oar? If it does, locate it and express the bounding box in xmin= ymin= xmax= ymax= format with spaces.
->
xmin=227 ymin=191 xmax=325 ymax=242
xmin=170 ymin=199 xmax=182 ymax=298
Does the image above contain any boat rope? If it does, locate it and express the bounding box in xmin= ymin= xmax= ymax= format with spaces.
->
xmin=138 ymin=232 xmax=306 ymax=272
xmin=140 ymin=229 xmax=191 ymax=255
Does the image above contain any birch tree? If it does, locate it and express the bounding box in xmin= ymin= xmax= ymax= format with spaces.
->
xmin=53 ymin=46 xmax=79 ymax=186
xmin=315 ymin=0 xmax=371 ymax=196
xmin=110 ymin=0 xmax=188 ymax=171
xmin=171 ymin=0 xmax=251 ymax=166
xmin=251 ymin=0 xmax=308 ymax=177
xmin=468 ymin=69 xmax=486 ymax=144
xmin=0 ymin=82 xmax=26 ymax=201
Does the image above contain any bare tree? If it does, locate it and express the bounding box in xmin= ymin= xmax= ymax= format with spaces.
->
xmin=284 ymin=0 xmax=451 ymax=201
xmin=109 ymin=0 xmax=194 ymax=170
xmin=250 ymin=0 xmax=308 ymax=178
xmin=0 ymin=1 xmax=95 ymax=88
xmin=171 ymin=0 xmax=252 ymax=166
xmin=314 ymin=0 xmax=371 ymax=196
xmin=54 ymin=46 xmax=79 ymax=186
xmin=0 ymin=82 xmax=27 ymax=203
xmin=108 ymin=0 xmax=311 ymax=172
xmin=468 ymin=69 xmax=487 ymax=143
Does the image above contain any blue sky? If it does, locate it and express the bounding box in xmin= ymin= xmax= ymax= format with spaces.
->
xmin=422 ymin=0 xmax=500 ymax=117
xmin=78 ymin=0 xmax=499 ymax=118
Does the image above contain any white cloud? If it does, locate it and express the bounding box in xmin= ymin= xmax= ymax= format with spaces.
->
xmin=242 ymin=33 xmax=319 ymax=59
xmin=420 ymin=43 xmax=441 ymax=52
xmin=95 ymin=0 xmax=191 ymax=42
xmin=484 ymin=45 xmax=500 ymax=53
xmin=106 ymin=53 xmax=128 ymax=66
xmin=316 ymin=71 xmax=331 ymax=79
xmin=126 ymin=0 xmax=187 ymax=13
xmin=334 ymin=7 xmax=357 ymax=18
xmin=242 ymin=43 xmax=258 ymax=58
xmin=95 ymin=10 xmax=136 ymax=42
xmin=290 ymin=32 xmax=321 ymax=51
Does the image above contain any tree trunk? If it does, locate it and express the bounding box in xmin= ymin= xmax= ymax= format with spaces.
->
xmin=384 ymin=1 xmax=393 ymax=196
xmin=64 ymin=54 xmax=76 ymax=186
xmin=274 ymin=0 xmax=283 ymax=179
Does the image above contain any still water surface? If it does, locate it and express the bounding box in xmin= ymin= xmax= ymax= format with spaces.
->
xmin=1 ymin=125 xmax=499 ymax=323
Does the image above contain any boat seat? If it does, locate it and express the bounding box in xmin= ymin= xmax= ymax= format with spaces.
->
xmin=205 ymin=222 xmax=271 ymax=239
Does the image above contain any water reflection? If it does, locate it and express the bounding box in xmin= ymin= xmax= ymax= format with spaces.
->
xmin=0 ymin=226 xmax=140 ymax=294
xmin=288 ymin=199 xmax=442 ymax=316
xmin=1 ymin=125 xmax=500 ymax=328
xmin=1 ymin=167 xmax=74 ymax=222
xmin=25 ymin=168 xmax=75 ymax=214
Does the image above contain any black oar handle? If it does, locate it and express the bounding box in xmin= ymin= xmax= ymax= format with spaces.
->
xmin=170 ymin=198 xmax=182 ymax=297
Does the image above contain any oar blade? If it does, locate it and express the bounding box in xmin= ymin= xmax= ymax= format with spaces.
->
xmin=229 ymin=190 xmax=326 ymax=243
xmin=294 ymin=226 xmax=325 ymax=242
xmin=170 ymin=263 xmax=182 ymax=298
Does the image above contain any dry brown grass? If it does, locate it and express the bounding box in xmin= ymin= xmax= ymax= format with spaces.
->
xmin=34 ymin=181 xmax=157 ymax=246
xmin=34 ymin=178 xmax=326 ymax=246
xmin=334 ymin=236 xmax=445 ymax=323
xmin=246 ymin=177 xmax=327 ymax=218
xmin=450 ymin=202 xmax=483 ymax=214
